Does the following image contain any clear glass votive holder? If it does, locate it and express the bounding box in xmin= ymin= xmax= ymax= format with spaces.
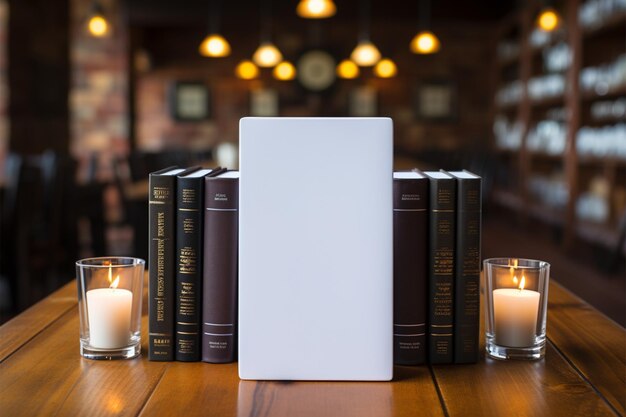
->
xmin=76 ymin=257 xmax=145 ymax=360
xmin=484 ymin=258 xmax=550 ymax=360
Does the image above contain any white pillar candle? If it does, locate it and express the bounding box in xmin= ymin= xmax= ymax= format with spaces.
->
xmin=493 ymin=284 xmax=540 ymax=348
xmin=87 ymin=287 xmax=133 ymax=349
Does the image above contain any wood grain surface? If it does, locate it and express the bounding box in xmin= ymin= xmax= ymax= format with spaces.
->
xmin=547 ymin=283 xmax=626 ymax=415
xmin=0 ymin=277 xmax=623 ymax=417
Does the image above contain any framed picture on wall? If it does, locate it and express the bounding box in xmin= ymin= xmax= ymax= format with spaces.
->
xmin=414 ymin=81 xmax=457 ymax=122
xmin=169 ymin=81 xmax=210 ymax=121
xmin=349 ymin=86 xmax=378 ymax=117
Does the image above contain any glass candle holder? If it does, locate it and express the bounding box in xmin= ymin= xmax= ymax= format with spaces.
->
xmin=77 ymin=257 xmax=145 ymax=360
xmin=484 ymin=258 xmax=550 ymax=360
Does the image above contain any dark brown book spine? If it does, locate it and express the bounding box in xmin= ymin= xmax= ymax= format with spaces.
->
xmin=148 ymin=170 xmax=177 ymax=361
xmin=427 ymin=175 xmax=456 ymax=364
xmin=453 ymin=174 xmax=481 ymax=364
xmin=202 ymin=175 xmax=238 ymax=363
xmin=393 ymin=176 xmax=429 ymax=365
xmin=175 ymin=175 xmax=204 ymax=361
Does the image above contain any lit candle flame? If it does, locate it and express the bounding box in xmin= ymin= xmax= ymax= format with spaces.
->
xmin=519 ymin=275 xmax=526 ymax=291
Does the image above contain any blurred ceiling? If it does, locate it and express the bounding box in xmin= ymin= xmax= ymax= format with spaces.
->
xmin=126 ymin=0 xmax=517 ymax=27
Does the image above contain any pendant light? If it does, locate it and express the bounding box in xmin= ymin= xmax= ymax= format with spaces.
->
xmin=235 ymin=60 xmax=260 ymax=80
xmin=336 ymin=59 xmax=360 ymax=79
xmin=296 ymin=0 xmax=337 ymax=19
xmin=199 ymin=0 xmax=231 ymax=57
xmin=252 ymin=0 xmax=283 ymax=67
xmin=350 ymin=0 xmax=381 ymax=66
xmin=273 ymin=61 xmax=297 ymax=80
xmin=86 ymin=2 xmax=110 ymax=38
xmin=374 ymin=58 xmax=397 ymax=78
xmin=536 ymin=5 xmax=561 ymax=32
xmin=410 ymin=0 xmax=441 ymax=54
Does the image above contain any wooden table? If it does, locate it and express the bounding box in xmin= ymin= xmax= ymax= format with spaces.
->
xmin=1 ymin=277 xmax=624 ymax=417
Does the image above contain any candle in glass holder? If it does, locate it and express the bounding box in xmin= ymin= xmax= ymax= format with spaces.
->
xmin=493 ymin=276 xmax=540 ymax=347
xmin=86 ymin=268 xmax=132 ymax=349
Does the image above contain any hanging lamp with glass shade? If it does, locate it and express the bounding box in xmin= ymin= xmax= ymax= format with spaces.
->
xmin=350 ymin=0 xmax=381 ymax=66
xmin=336 ymin=59 xmax=360 ymax=79
xmin=296 ymin=0 xmax=337 ymax=19
xmin=273 ymin=61 xmax=297 ymax=80
xmin=410 ymin=0 xmax=441 ymax=54
xmin=86 ymin=1 xmax=110 ymax=38
xmin=199 ymin=0 xmax=231 ymax=57
xmin=236 ymin=60 xmax=260 ymax=80
xmin=374 ymin=58 xmax=397 ymax=78
xmin=252 ymin=0 xmax=283 ymax=67
xmin=536 ymin=4 xmax=561 ymax=32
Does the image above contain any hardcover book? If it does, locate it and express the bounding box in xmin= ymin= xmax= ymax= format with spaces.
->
xmin=174 ymin=168 xmax=220 ymax=362
xmin=148 ymin=166 xmax=186 ymax=361
xmin=202 ymin=171 xmax=239 ymax=363
xmin=393 ymin=171 xmax=429 ymax=365
xmin=238 ymin=117 xmax=393 ymax=380
xmin=449 ymin=171 xmax=482 ymax=364
xmin=423 ymin=170 xmax=456 ymax=364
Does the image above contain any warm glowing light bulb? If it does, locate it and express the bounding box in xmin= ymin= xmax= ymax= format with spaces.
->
xmin=88 ymin=14 xmax=109 ymax=37
xmin=336 ymin=59 xmax=360 ymax=79
xmin=296 ymin=0 xmax=337 ymax=19
xmin=410 ymin=31 xmax=441 ymax=54
xmin=235 ymin=60 xmax=260 ymax=80
xmin=252 ymin=42 xmax=283 ymax=67
xmin=199 ymin=34 xmax=231 ymax=57
xmin=350 ymin=40 xmax=382 ymax=67
xmin=273 ymin=61 xmax=296 ymax=80
xmin=537 ymin=8 xmax=561 ymax=32
xmin=374 ymin=58 xmax=397 ymax=78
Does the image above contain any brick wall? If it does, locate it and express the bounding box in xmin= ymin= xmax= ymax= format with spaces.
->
xmin=70 ymin=0 xmax=128 ymax=182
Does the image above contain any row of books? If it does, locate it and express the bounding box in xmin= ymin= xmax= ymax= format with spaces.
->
xmin=394 ymin=170 xmax=481 ymax=364
xmin=148 ymin=166 xmax=239 ymax=362
xmin=147 ymin=166 xmax=482 ymax=365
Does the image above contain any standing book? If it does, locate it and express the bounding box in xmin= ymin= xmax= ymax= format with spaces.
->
xmin=174 ymin=168 xmax=221 ymax=361
xmin=148 ymin=166 xmax=190 ymax=361
xmin=423 ymin=170 xmax=456 ymax=364
xmin=449 ymin=171 xmax=482 ymax=364
xmin=202 ymin=171 xmax=239 ymax=363
xmin=393 ymin=171 xmax=429 ymax=365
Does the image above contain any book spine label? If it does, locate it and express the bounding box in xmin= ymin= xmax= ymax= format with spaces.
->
xmin=149 ymin=175 xmax=176 ymax=361
xmin=428 ymin=177 xmax=456 ymax=364
xmin=202 ymin=177 xmax=238 ymax=363
xmin=393 ymin=178 xmax=429 ymax=365
xmin=454 ymin=177 xmax=482 ymax=363
xmin=175 ymin=177 xmax=203 ymax=361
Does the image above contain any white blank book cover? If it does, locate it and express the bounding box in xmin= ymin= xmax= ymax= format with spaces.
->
xmin=238 ymin=117 xmax=393 ymax=381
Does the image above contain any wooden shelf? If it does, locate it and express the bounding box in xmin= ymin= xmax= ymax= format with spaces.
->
xmin=494 ymin=102 xmax=520 ymax=112
xmin=528 ymin=202 xmax=566 ymax=227
xmin=492 ymin=188 xmax=523 ymax=209
xmin=492 ymin=189 xmax=565 ymax=228
xmin=529 ymin=95 xmax=565 ymax=108
xmin=496 ymin=54 xmax=520 ymax=69
xmin=577 ymin=220 xmax=626 ymax=254
xmin=582 ymin=12 xmax=626 ymax=39
xmin=528 ymin=151 xmax=563 ymax=160
xmin=581 ymin=84 xmax=626 ymax=102
xmin=491 ymin=0 xmax=626 ymax=251
xmin=578 ymin=155 xmax=626 ymax=166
